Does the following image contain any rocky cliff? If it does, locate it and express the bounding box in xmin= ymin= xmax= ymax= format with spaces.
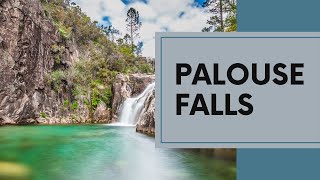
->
xmin=0 ymin=0 xmax=95 ymax=124
xmin=110 ymin=73 xmax=155 ymax=133
xmin=111 ymin=73 xmax=155 ymax=123
xmin=0 ymin=0 xmax=69 ymax=124
xmin=136 ymin=87 xmax=155 ymax=135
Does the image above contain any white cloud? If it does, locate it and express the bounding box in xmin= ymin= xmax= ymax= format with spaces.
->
xmin=73 ymin=0 xmax=210 ymax=57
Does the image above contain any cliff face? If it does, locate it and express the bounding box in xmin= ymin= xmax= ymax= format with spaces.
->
xmin=0 ymin=0 xmax=58 ymax=124
xmin=136 ymin=87 xmax=155 ymax=135
xmin=0 ymin=0 xmax=89 ymax=124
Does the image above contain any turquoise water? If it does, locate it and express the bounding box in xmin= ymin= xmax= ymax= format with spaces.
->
xmin=0 ymin=125 xmax=235 ymax=180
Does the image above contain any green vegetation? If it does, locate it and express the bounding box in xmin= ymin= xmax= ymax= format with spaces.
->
xmin=126 ymin=7 xmax=142 ymax=53
xmin=56 ymin=22 xmax=72 ymax=39
xmin=71 ymin=101 xmax=79 ymax=110
xmin=48 ymin=70 xmax=65 ymax=92
xmin=202 ymin=0 xmax=237 ymax=32
xmin=39 ymin=112 xmax=47 ymax=119
xmin=63 ymin=100 xmax=69 ymax=108
xmin=41 ymin=0 xmax=154 ymax=116
xmin=136 ymin=63 xmax=154 ymax=74
xmin=225 ymin=2 xmax=237 ymax=32
xmin=51 ymin=44 xmax=65 ymax=65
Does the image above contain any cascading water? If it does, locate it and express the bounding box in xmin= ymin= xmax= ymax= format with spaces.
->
xmin=117 ymin=82 xmax=155 ymax=125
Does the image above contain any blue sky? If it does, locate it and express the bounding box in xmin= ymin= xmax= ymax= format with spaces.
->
xmin=74 ymin=0 xmax=210 ymax=57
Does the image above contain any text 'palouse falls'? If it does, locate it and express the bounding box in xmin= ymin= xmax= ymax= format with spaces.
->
xmin=176 ymin=63 xmax=304 ymax=116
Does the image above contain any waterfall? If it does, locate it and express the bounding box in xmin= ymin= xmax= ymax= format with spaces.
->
xmin=118 ymin=82 xmax=155 ymax=125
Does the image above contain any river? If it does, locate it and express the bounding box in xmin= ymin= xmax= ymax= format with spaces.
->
xmin=0 ymin=125 xmax=235 ymax=180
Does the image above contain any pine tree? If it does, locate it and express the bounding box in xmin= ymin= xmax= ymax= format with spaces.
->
xmin=126 ymin=7 xmax=142 ymax=53
xmin=103 ymin=25 xmax=120 ymax=42
xmin=123 ymin=34 xmax=131 ymax=44
xmin=225 ymin=1 xmax=237 ymax=32
xmin=202 ymin=0 xmax=236 ymax=32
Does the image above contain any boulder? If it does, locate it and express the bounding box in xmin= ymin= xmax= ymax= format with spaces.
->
xmin=111 ymin=74 xmax=131 ymax=118
xmin=93 ymin=103 xmax=111 ymax=123
xmin=128 ymin=74 xmax=155 ymax=96
xmin=136 ymin=88 xmax=155 ymax=135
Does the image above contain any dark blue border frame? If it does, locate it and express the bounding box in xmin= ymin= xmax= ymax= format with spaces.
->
xmin=160 ymin=36 xmax=320 ymax=144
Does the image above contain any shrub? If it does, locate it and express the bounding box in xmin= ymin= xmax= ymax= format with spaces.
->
xmin=51 ymin=44 xmax=65 ymax=65
xmin=89 ymin=86 xmax=112 ymax=109
xmin=63 ymin=100 xmax=69 ymax=108
xmin=110 ymin=58 xmax=126 ymax=72
xmin=137 ymin=63 xmax=153 ymax=74
xmin=84 ymin=99 xmax=89 ymax=106
xmin=91 ymin=91 xmax=101 ymax=109
xmin=118 ymin=45 xmax=135 ymax=59
xmin=40 ymin=112 xmax=47 ymax=119
xmin=49 ymin=70 xmax=66 ymax=92
xmin=71 ymin=101 xmax=79 ymax=110
xmin=101 ymin=88 xmax=112 ymax=108
xmin=56 ymin=23 xmax=72 ymax=39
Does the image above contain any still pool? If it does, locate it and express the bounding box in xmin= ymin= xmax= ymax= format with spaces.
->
xmin=0 ymin=125 xmax=235 ymax=180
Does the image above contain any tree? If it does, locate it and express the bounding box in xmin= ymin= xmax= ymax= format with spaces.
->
xmin=123 ymin=34 xmax=131 ymax=44
xmin=225 ymin=1 xmax=237 ymax=32
xmin=103 ymin=25 xmax=120 ymax=42
xmin=116 ymin=34 xmax=135 ymax=58
xmin=136 ymin=41 xmax=143 ymax=56
xmin=126 ymin=7 xmax=142 ymax=53
xmin=202 ymin=0 xmax=236 ymax=32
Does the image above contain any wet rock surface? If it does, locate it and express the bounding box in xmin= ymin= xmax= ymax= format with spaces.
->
xmin=136 ymin=87 xmax=155 ymax=135
xmin=111 ymin=73 xmax=155 ymax=123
